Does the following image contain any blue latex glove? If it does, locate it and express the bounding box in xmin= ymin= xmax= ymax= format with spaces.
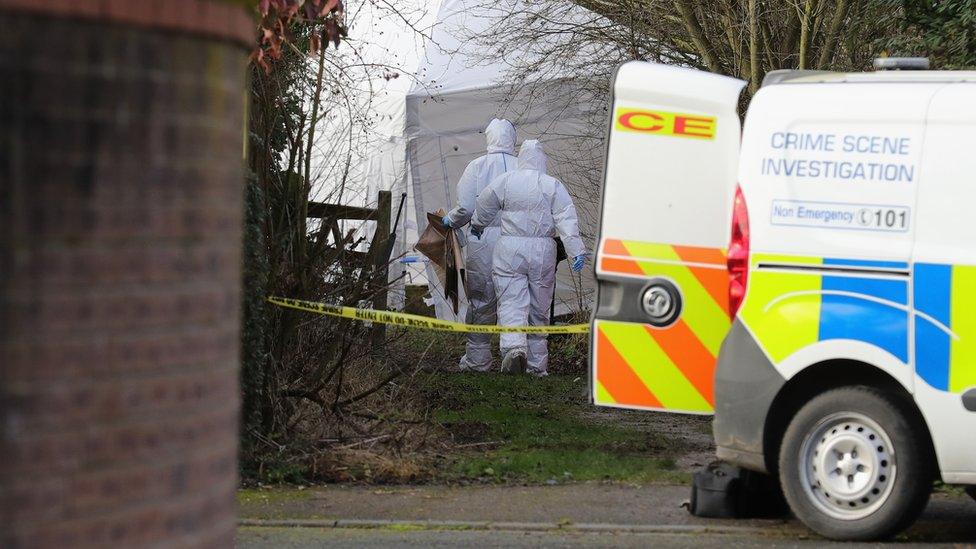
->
xmin=470 ymin=225 xmax=483 ymax=240
xmin=571 ymin=254 xmax=586 ymax=273
xmin=442 ymin=215 xmax=452 ymax=228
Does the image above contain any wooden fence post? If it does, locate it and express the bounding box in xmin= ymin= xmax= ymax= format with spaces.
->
xmin=371 ymin=190 xmax=392 ymax=349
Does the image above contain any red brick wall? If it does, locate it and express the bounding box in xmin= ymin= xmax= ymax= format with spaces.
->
xmin=0 ymin=9 xmax=246 ymax=548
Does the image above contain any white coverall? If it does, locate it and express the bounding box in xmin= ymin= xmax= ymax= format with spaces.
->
xmin=472 ymin=140 xmax=586 ymax=375
xmin=446 ymin=119 xmax=518 ymax=371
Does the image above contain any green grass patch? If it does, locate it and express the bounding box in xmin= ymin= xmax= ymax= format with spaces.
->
xmin=381 ymin=523 xmax=428 ymax=532
xmin=237 ymin=487 xmax=320 ymax=520
xmin=933 ymin=481 xmax=966 ymax=496
xmin=454 ymin=448 xmax=684 ymax=484
xmin=423 ymin=372 xmax=689 ymax=484
xmin=237 ymin=487 xmax=313 ymax=506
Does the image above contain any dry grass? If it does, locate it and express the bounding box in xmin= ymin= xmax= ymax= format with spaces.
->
xmin=242 ymin=324 xmax=714 ymax=487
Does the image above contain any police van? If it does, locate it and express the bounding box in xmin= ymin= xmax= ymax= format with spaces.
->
xmin=591 ymin=60 xmax=976 ymax=540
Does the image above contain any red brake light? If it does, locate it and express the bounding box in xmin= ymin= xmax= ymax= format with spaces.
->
xmin=727 ymin=185 xmax=750 ymax=318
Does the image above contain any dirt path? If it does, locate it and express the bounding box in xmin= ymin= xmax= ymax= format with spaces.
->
xmin=574 ymin=406 xmax=715 ymax=474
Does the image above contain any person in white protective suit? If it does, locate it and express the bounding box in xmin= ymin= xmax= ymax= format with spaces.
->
xmin=471 ymin=140 xmax=587 ymax=376
xmin=442 ymin=119 xmax=518 ymax=371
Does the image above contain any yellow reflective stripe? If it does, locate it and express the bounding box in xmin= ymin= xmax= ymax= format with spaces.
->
xmin=620 ymin=240 xmax=728 ymax=356
xmin=595 ymin=380 xmax=616 ymax=405
xmin=738 ymin=260 xmax=822 ymax=363
xmin=601 ymin=322 xmax=712 ymax=412
xmin=950 ymin=266 xmax=976 ymax=392
xmin=615 ymin=240 xmax=682 ymax=262
xmin=637 ymin=261 xmax=729 ymax=356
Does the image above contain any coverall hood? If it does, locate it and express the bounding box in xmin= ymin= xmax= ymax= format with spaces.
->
xmin=485 ymin=118 xmax=516 ymax=154
xmin=470 ymin=136 xmax=586 ymax=376
xmin=517 ymin=140 xmax=547 ymax=173
xmin=446 ymin=119 xmax=518 ymax=371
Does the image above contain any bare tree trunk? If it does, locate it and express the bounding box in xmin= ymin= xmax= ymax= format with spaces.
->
xmin=760 ymin=20 xmax=777 ymax=69
xmin=781 ymin=5 xmax=803 ymax=67
xmin=674 ymin=0 xmax=723 ymax=73
xmin=808 ymin=0 xmax=826 ymax=56
xmin=718 ymin=2 xmax=743 ymax=77
xmin=305 ymin=41 xmax=327 ymax=206
xmin=300 ymin=39 xmax=328 ymax=288
xmin=748 ymin=0 xmax=761 ymax=93
xmin=798 ymin=0 xmax=814 ymax=69
xmin=817 ymin=0 xmax=852 ymax=69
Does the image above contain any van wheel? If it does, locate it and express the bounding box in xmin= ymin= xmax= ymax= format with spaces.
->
xmin=778 ymin=386 xmax=932 ymax=541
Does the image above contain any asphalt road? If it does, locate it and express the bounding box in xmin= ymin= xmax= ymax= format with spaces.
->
xmin=237 ymin=526 xmax=954 ymax=548
xmin=236 ymin=484 xmax=976 ymax=547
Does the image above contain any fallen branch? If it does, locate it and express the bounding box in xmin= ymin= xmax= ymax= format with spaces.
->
xmin=331 ymin=434 xmax=392 ymax=451
xmin=455 ymin=440 xmax=504 ymax=449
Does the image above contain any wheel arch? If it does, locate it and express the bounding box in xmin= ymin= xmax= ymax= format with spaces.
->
xmin=762 ymin=359 xmax=939 ymax=478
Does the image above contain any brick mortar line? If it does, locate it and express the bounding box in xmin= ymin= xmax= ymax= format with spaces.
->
xmin=2 ymin=367 xmax=241 ymax=429
xmin=3 ymin=354 xmax=240 ymax=386
xmin=0 ymin=240 xmax=242 ymax=257
xmin=8 ymin=477 xmax=239 ymax=541
xmin=6 ymin=401 xmax=239 ymax=444
xmin=2 ymin=240 xmax=242 ymax=254
xmin=8 ymin=107 xmax=244 ymax=133
xmin=3 ymin=360 xmax=239 ymax=384
xmin=0 ymin=58 xmax=246 ymax=94
xmin=2 ymin=321 xmax=238 ymax=348
xmin=2 ymin=403 xmax=240 ymax=445
xmin=0 ymin=329 xmax=239 ymax=348
xmin=4 ymin=436 xmax=238 ymax=493
xmin=0 ymin=0 xmax=256 ymax=49
xmin=2 ymin=280 xmax=241 ymax=301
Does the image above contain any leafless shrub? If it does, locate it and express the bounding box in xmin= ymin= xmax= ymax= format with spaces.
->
xmin=241 ymin=0 xmax=445 ymax=483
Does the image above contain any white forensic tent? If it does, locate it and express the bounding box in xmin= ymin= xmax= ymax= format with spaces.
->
xmin=363 ymin=0 xmax=605 ymax=321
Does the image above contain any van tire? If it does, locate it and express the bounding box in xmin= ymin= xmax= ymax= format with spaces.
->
xmin=778 ymin=386 xmax=932 ymax=541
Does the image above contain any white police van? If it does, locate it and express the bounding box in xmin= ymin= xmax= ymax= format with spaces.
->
xmin=591 ymin=59 xmax=976 ymax=540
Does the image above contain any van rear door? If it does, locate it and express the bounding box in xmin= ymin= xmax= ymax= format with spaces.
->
xmin=591 ymin=62 xmax=745 ymax=414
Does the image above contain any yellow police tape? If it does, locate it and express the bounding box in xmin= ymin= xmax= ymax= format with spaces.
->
xmin=267 ymin=296 xmax=591 ymax=334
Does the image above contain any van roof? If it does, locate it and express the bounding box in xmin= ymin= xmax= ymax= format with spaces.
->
xmin=762 ymin=69 xmax=976 ymax=87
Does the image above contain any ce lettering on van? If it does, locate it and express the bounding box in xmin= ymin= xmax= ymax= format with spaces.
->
xmin=614 ymin=107 xmax=717 ymax=140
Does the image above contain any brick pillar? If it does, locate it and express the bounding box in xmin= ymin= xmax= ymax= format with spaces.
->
xmin=0 ymin=2 xmax=252 ymax=547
